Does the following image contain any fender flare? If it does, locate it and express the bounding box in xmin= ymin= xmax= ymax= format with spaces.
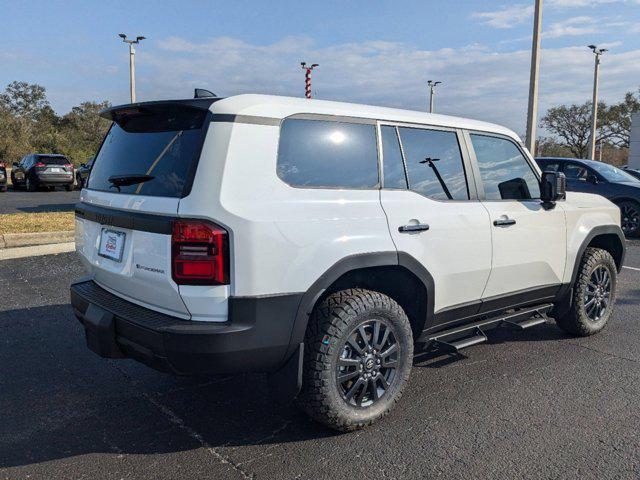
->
xmin=284 ymin=251 xmax=435 ymax=358
xmin=568 ymin=225 xmax=625 ymax=285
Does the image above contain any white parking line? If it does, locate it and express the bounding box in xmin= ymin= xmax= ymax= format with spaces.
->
xmin=622 ymin=266 xmax=640 ymax=272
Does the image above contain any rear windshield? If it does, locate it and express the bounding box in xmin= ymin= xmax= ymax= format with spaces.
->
xmin=88 ymin=107 xmax=208 ymax=197
xmin=37 ymin=156 xmax=68 ymax=165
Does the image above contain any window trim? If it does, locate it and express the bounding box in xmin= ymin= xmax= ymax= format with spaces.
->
xmin=275 ymin=116 xmax=381 ymax=191
xmin=377 ymin=120 xmax=478 ymax=202
xmin=464 ymin=130 xmax=542 ymax=202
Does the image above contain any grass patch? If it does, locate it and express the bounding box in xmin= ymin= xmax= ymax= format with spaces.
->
xmin=0 ymin=212 xmax=75 ymax=234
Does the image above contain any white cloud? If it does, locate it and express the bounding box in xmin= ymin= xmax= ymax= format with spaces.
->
xmin=545 ymin=16 xmax=599 ymax=38
xmin=472 ymin=4 xmax=534 ymax=29
xmin=138 ymin=36 xmax=640 ymax=136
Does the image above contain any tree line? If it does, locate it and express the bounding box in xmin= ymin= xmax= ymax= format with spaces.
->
xmin=538 ymin=88 xmax=639 ymax=163
xmin=0 ymin=81 xmax=111 ymax=166
xmin=0 ymin=80 xmax=638 ymax=167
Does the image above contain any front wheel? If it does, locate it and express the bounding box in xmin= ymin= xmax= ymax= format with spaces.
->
xmin=555 ymin=247 xmax=617 ymax=337
xmin=299 ymin=288 xmax=413 ymax=432
xmin=618 ymin=200 xmax=640 ymax=237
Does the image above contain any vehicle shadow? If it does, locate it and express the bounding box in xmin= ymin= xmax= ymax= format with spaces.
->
xmin=0 ymin=304 xmax=336 ymax=470
xmin=17 ymin=202 xmax=77 ymax=213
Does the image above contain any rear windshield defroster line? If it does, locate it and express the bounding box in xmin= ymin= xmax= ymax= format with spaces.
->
xmin=88 ymin=105 xmax=210 ymax=198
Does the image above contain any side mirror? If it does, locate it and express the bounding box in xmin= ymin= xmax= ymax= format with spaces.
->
xmin=587 ymin=173 xmax=598 ymax=184
xmin=541 ymin=171 xmax=566 ymax=208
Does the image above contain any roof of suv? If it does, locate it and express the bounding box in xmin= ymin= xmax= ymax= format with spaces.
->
xmin=536 ymin=157 xmax=601 ymax=166
xmin=211 ymin=94 xmax=520 ymax=140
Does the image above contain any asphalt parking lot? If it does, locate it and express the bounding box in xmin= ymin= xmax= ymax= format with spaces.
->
xmin=2 ymin=245 xmax=640 ymax=480
xmin=0 ymin=188 xmax=80 ymax=214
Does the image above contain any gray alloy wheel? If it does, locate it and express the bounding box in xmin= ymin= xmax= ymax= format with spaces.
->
xmin=555 ymin=247 xmax=617 ymax=337
xmin=299 ymin=288 xmax=413 ymax=432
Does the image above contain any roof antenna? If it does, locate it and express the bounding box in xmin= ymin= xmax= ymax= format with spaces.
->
xmin=194 ymin=88 xmax=217 ymax=99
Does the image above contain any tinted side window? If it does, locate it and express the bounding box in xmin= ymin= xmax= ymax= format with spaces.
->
xmin=539 ymin=161 xmax=560 ymax=172
xmin=277 ymin=119 xmax=379 ymax=189
xmin=398 ymin=127 xmax=468 ymax=200
xmin=470 ymin=134 xmax=540 ymax=200
xmin=381 ymin=126 xmax=407 ymax=189
xmin=564 ymin=163 xmax=588 ymax=180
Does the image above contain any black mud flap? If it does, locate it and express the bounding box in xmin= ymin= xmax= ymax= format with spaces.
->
xmin=82 ymin=303 xmax=125 ymax=358
xmin=268 ymin=343 xmax=304 ymax=404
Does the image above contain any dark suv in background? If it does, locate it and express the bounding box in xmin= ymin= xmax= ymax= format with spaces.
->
xmin=536 ymin=157 xmax=640 ymax=236
xmin=11 ymin=153 xmax=74 ymax=191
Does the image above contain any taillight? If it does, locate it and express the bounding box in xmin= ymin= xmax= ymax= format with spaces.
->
xmin=0 ymin=162 xmax=5 ymax=168
xmin=64 ymin=164 xmax=73 ymax=169
xmin=171 ymin=220 xmax=229 ymax=285
xmin=34 ymin=162 xmax=45 ymax=167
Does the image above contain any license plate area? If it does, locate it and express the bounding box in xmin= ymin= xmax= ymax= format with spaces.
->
xmin=98 ymin=228 xmax=126 ymax=262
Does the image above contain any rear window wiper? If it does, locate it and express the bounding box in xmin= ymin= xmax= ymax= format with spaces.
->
xmin=107 ymin=174 xmax=155 ymax=187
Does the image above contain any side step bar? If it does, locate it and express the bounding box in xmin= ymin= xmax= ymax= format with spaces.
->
xmin=425 ymin=303 xmax=553 ymax=354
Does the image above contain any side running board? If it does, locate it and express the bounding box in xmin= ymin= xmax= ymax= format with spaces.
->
xmin=426 ymin=303 xmax=553 ymax=354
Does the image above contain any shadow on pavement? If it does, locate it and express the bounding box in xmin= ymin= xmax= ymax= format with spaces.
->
xmin=0 ymin=304 xmax=335 ymax=470
xmin=17 ymin=202 xmax=77 ymax=213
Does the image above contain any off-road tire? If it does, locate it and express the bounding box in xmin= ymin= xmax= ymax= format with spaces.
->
xmin=555 ymin=247 xmax=617 ymax=337
xmin=299 ymin=288 xmax=413 ymax=432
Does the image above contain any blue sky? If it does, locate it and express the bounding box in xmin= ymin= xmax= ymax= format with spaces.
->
xmin=1 ymin=0 xmax=639 ymax=134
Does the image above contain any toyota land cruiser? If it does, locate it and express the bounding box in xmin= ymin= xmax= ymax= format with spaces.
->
xmin=70 ymin=94 xmax=625 ymax=432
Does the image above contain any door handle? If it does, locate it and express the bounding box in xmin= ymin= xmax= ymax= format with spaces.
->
xmin=399 ymin=223 xmax=430 ymax=233
xmin=493 ymin=217 xmax=516 ymax=227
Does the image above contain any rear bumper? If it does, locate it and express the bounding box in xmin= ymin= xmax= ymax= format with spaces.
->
xmin=35 ymin=173 xmax=73 ymax=185
xmin=70 ymin=279 xmax=303 ymax=375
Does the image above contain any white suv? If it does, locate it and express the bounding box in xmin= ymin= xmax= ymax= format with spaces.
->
xmin=71 ymin=94 xmax=625 ymax=431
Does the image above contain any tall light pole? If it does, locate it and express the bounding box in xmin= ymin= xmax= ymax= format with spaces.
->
xmin=300 ymin=62 xmax=319 ymax=99
xmin=119 ymin=33 xmax=146 ymax=103
xmin=427 ymin=80 xmax=442 ymax=113
xmin=588 ymin=44 xmax=607 ymax=160
xmin=525 ymin=0 xmax=543 ymax=157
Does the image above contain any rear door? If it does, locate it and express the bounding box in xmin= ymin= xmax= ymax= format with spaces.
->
xmin=76 ymin=104 xmax=210 ymax=318
xmin=379 ymin=123 xmax=492 ymax=327
xmin=467 ymin=132 xmax=566 ymax=308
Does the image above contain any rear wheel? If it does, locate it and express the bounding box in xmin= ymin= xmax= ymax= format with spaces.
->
xmin=299 ymin=288 xmax=413 ymax=432
xmin=26 ymin=177 xmax=36 ymax=192
xmin=618 ymin=200 xmax=640 ymax=237
xmin=555 ymin=247 xmax=617 ymax=337
xmin=0 ymin=185 xmax=6 ymax=192
xmin=64 ymin=184 xmax=73 ymax=192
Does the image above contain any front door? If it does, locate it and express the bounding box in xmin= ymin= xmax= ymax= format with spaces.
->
xmin=466 ymin=133 xmax=567 ymax=311
xmin=379 ymin=123 xmax=492 ymax=327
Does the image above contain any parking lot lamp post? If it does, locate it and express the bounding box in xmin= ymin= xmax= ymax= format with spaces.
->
xmin=525 ymin=0 xmax=542 ymax=157
xmin=588 ymin=45 xmax=607 ymax=160
xmin=427 ymin=80 xmax=442 ymax=113
xmin=119 ymin=34 xmax=146 ymax=103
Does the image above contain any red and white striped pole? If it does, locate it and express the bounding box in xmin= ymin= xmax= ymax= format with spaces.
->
xmin=300 ymin=62 xmax=319 ymax=99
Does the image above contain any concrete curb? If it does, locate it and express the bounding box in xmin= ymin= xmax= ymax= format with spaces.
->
xmin=0 ymin=241 xmax=76 ymax=260
xmin=0 ymin=230 xmax=74 ymax=249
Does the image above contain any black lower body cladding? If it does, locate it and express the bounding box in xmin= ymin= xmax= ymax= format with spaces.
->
xmin=70 ymin=279 xmax=303 ymax=375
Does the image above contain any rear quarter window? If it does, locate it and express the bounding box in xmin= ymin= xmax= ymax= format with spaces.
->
xmin=277 ymin=118 xmax=379 ymax=189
